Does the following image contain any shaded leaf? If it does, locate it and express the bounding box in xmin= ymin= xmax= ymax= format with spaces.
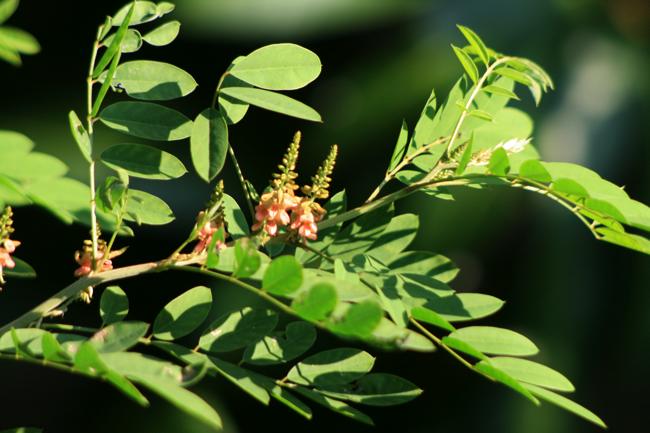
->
xmin=113 ymin=60 xmax=197 ymax=101
xmin=100 ymin=285 xmax=129 ymax=326
xmin=243 ymin=321 xmax=316 ymax=365
xmin=319 ymin=373 xmax=422 ymax=406
xmin=99 ymin=101 xmax=192 ymax=141
xmin=90 ymin=321 xmax=149 ymax=353
xmin=153 ymin=286 xmax=212 ymax=340
xmin=101 ymin=143 xmax=187 ymax=180
xmin=199 ymin=307 xmax=278 ymax=353
xmin=287 ymin=348 xmax=375 ymax=388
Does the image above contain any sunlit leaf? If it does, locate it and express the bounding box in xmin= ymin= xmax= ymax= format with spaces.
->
xmin=90 ymin=321 xmax=149 ymax=353
xmin=524 ymin=384 xmax=606 ymax=428
xmin=142 ymin=20 xmax=180 ymax=46
xmin=68 ymin=110 xmax=91 ymax=163
xmin=448 ymin=326 xmax=538 ymax=356
xmin=219 ymin=87 xmax=322 ymax=122
xmin=229 ymin=43 xmax=321 ymax=91
xmin=190 ymin=108 xmax=229 ymax=182
xmin=263 ymin=255 xmax=303 ymax=296
xmin=451 ymin=45 xmax=478 ymax=83
xmin=113 ymin=60 xmax=197 ymax=101
xmin=291 ymin=282 xmax=338 ymax=322
xmin=488 ymin=357 xmax=575 ymax=392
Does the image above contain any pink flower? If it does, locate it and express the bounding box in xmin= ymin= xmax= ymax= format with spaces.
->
xmin=74 ymin=250 xmax=113 ymax=277
xmin=252 ymin=190 xmax=299 ymax=236
xmin=290 ymin=203 xmax=320 ymax=241
xmin=0 ymin=239 xmax=20 ymax=279
xmin=192 ymin=221 xmax=226 ymax=254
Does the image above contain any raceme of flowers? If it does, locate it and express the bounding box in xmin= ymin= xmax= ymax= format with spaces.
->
xmin=0 ymin=206 xmax=20 ymax=285
xmin=252 ymin=131 xmax=336 ymax=242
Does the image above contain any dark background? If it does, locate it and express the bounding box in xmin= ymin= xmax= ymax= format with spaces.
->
xmin=0 ymin=0 xmax=648 ymax=432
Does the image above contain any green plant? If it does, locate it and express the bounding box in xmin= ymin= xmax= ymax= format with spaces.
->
xmin=1 ymin=1 xmax=648 ymax=431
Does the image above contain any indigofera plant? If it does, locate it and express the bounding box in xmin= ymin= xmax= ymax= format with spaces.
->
xmin=0 ymin=1 xmax=649 ymax=431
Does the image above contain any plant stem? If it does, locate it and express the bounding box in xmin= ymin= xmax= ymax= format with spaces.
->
xmin=86 ymin=38 xmax=100 ymax=269
xmin=366 ymin=136 xmax=450 ymax=203
xmin=421 ymin=57 xmax=511 ymax=184
xmin=318 ymin=178 xmax=469 ymax=231
xmin=410 ymin=318 xmax=475 ymax=370
xmin=211 ymin=72 xmax=256 ymax=218
xmin=174 ymin=265 xmax=299 ymax=319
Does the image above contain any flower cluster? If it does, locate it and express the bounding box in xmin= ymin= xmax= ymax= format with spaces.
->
xmin=0 ymin=207 xmax=20 ymax=285
xmin=192 ymin=180 xmax=228 ymax=254
xmin=252 ymin=132 xmax=337 ymax=242
xmin=74 ymin=239 xmax=124 ymax=277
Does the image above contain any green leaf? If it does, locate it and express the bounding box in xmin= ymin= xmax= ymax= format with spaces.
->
xmin=287 ymin=348 xmax=375 ymax=388
xmin=387 ymin=251 xmax=459 ymax=283
xmin=101 ymin=143 xmax=186 ymax=180
xmin=488 ymin=357 xmax=575 ymax=392
xmin=203 ymin=355 xmax=271 ymax=405
xmin=0 ymin=0 xmax=18 ymax=24
xmin=262 ymin=255 xmax=303 ymax=296
xmin=319 ymin=373 xmax=422 ymax=406
xmin=411 ymin=292 xmax=504 ymax=322
xmin=448 ymin=326 xmax=539 ymax=356
xmin=91 ymin=46 xmax=122 ymax=117
xmin=68 ymin=110 xmax=92 ymax=163
xmin=0 ymin=27 xmax=39 ymax=58
xmin=457 ymin=25 xmax=489 ymax=66
xmin=0 ymin=44 xmax=20 ymax=65
xmin=219 ymin=87 xmax=321 ymax=122
xmin=113 ymin=1 xmax=159 ymax=26
xmin=102 ymin=28 xmax=142 ymax=53
xmin=475 ymin=360 xmax=539 ymax=404
xmin=327 ymin=204 xmax=393 ymax=260
xmin=130 ymin=375 xmax=223 ymax=430
xmin=100 ymin=352 xmax=183 ymax=383
xmin=524 ymin=384 xmax=606 ymax=428
xmin=493 ymin=67 xmax=533 ymax=86
xmin=0 ymin=130 xmax=33 ymax=154
xmin=455 ymin=136 xmax=473 ymax=175
xmin=519 ymin=159 xmax=552 ymax=183
xmin=90 ymin=321 xmax=149 ymax=353
xmin=190 ymin=108 xmax=229 ymax=182
xmin=233 ymin=239 xmax=261 ymax=278
xmin=199 ymin=307 xmax=278 ymax=353
xmin=451 ymin=45 xmax=478 ymax=83
xmin=328 ymin=301 xmax=383 ymax=339
xmin=597 ymin=227 xmax=650 ymax=255
xmin=122 ymin=189 xmax=175 ymax=225
xmin=243 ymin=321 xmax=316 ymax=365
xmin=3 ymin=257 xmax=36 ymax=278
xmin=481 ymin=84 xmax=519 ymax=100
xmin=366 ymin=213 xmax=419 ymax=263
xmin=142 ymin=20 xmax=180 ymax=46
xmin=291 ymin=282 xmax=338 ymax=322
xmin=387 ymin=120 xmax=408 ymax=172
xmin=40 ymin=332 xmax=71 ymax=363
xmin=294 ymin=386 xmax=374 ymax=426
xmin=488 ymin=147 xmax=510 ymax=175
xmin=113 ymin=60 xmax=197 ymax=101
xmin=99 ymin=101 xmax=192 ymax=141
xmin=93 ymin=2 xmax=134 ymax=78
xmin=153 ymin=286 xmax=212 ymax=340
xmin=468 ymin=109 xmax=493 ymax=121
xmin=229 ymin=43 xmax=321 ymax=91
xmin=157 ymin=2 xmax=175 ymax=15
xmin=218 ymin=58 xmax=250 ymax=125
xmin=0 ymin=152 xmax=68 ymax=181
xmin=223 ymin=194 xmax=250 ymax=238
xmin=100 ymin=285 xmax=129 ymax=326
xmin=410 ymin=307 xmax=455 ymax=332
xmin=552 ymin=178 xmax=589 ymax=198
